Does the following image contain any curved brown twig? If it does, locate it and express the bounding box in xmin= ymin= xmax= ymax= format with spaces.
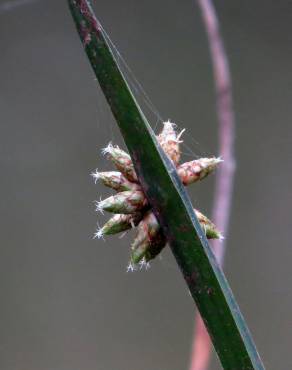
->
xmin=190 ymin=0 xmax=236 ymax=369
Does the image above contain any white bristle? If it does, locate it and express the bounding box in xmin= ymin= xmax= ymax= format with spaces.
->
xmin=90 ymin=169 xmax=100 ymax=184
xmin=139 ymin=257 xmax=151 ymax=271
xmin=94 ymin=198 xmax=104 ymax=214
xmin=101 ymin=142 xmax=113 ymax=156
xmin=93 ymin=228 xmax=104 ymax=240
xmin=126 ymin=262 xmax=136 ymax=273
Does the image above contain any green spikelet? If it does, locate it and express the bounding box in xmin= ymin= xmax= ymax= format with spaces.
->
xmin=130 ymin=211 xmax=164 ymax=264
xmin=97 ymin=190 xmax=147 ymax=214
xmin=92 ymin=170 xmax=140 ymax=192
xmin=130 ymin=240 xmax=150 ymax=264
xmin=130 ymin=232 xmax=166 ymax=265
xmin=102 ymin=143 xmax=138 ymax=182
xmin=195 ymin=209 xmax=223 ymax=240
xmin=96 ymin=213 xmax=143 ymax=238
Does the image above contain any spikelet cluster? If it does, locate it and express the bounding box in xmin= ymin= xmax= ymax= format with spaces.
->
xmin=92 ymin=120 xmax=222 ymax=270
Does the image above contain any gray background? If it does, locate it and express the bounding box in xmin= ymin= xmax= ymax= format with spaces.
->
xmin=1 ymin=0 xmax=291 ymax=369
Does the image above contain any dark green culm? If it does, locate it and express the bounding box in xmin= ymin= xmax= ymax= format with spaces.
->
xmin=67 ymin=1 xmax=265 ymax=369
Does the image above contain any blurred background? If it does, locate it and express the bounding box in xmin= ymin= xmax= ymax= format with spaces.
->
xmin=1 ymin=0 xmax=291 ymax=369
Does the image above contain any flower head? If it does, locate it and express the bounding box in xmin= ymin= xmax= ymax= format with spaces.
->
xmin=93 ymin=121 xmax=222 ymax=270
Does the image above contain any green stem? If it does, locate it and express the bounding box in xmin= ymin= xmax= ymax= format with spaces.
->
xmin=67 ymin=1 xmax=265 ymax=369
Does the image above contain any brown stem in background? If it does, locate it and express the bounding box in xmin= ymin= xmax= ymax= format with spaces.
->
xmin=190 ymin=0 xmax=236 ymax=369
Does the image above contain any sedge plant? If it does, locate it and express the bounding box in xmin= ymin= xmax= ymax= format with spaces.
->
xmin=67 ymin=1 xmax=265 ymax=369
